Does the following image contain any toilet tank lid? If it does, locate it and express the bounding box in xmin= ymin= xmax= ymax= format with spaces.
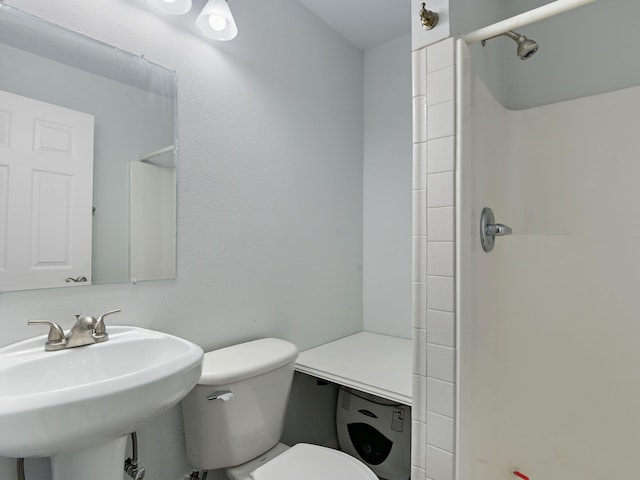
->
xmin=199 ymin=338 xmax=298 ymax=385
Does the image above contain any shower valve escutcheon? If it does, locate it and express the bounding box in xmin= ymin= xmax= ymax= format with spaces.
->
xmin=480 ymin=207 xmax=512 ymax=252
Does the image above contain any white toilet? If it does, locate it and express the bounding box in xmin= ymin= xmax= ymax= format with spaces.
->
xmin=182 ymin=338 xmax=378 ymax=480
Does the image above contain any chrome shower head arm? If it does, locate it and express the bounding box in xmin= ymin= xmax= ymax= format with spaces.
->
xmin=482 ymin=30 xmax=521 ymax=44
xmin=500 ymin=30 xmax=521 ymax=42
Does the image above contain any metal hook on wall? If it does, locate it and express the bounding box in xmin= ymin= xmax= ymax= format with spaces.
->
xmin=419 ymin=2 xmax=439 ymax=30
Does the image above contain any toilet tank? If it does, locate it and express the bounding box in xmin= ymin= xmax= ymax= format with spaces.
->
xmin=182 ymin=338 xmax=299 ymax=470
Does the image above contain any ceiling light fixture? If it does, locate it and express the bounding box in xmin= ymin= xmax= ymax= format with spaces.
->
xmin=147 ymin=0 xmax=192 ymax=15
xmin=196 ymin=0 xmax=238 ymax=41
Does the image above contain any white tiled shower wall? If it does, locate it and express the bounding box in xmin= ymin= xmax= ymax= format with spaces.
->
xmin=411 ymin=37 xmax=456 ymax=480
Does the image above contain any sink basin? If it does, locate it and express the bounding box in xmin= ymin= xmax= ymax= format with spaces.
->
xmin=0 ymin=326 xmax=203 ymax=479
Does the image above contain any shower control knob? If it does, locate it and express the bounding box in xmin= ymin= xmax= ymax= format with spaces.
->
xmin=480 ymin=207 xmax=513 ymax=252
xmin=484 ymin=223 xmax=512 ymax=236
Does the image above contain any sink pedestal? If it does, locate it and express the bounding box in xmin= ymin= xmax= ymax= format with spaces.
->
xmin=51 ymin=436 xmax=127 ymax=480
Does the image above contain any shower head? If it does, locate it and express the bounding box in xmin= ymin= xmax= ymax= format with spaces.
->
xmin=482 ymin=30 xmax=539 ymax=60
xmin=509 ymin=31 xmax=538 ymax=60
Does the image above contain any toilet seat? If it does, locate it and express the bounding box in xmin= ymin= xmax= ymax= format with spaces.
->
xmin=250 ymin=443 xmax=378 ymax=480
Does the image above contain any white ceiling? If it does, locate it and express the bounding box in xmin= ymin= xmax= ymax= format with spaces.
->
xmin=297 ymin=0 xmax=411 ymax=51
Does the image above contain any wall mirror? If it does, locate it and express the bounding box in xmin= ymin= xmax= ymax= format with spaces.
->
xmin=0 ymin=5 xmax=176 ymax=292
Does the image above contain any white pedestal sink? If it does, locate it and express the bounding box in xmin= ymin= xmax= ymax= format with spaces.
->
xmin=0 ymin=326 xmax=203 ymax=480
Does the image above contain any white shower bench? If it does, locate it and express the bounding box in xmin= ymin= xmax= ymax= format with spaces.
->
xmin=295 ymin=332 xmax=412 ymax=406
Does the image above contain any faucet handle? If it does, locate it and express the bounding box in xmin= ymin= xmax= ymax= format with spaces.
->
xmin=94 ymin=309 xmax=121 ymax=336
xmin=28 ymin=320 xmax=66 ymax=345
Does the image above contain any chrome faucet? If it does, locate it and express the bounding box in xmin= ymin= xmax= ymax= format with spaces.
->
xmin=28 ymin=309 xmax=121 ymax=351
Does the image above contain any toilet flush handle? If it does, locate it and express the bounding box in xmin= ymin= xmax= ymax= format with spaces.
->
xmin=207 ymin=390 xmax=234 ymax=401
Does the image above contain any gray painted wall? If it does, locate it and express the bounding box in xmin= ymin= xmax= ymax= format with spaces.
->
xmin=362 ymin=33 xmax=412 ymax=339
xmin=0 ymin=0 xmax=365 ymax=478
xmin=449 ymin=0 xmax=503 ymax=37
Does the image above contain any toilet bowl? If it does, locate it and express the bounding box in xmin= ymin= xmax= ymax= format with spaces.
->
xmin=181 ymin=338 xmax=378 ymax=480
xmin=227 ymin=442 xmax=378 ymax=480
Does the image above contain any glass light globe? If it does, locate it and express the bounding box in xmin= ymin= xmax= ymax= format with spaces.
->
xmin=208 ymin=15 xmax=227 ymax=32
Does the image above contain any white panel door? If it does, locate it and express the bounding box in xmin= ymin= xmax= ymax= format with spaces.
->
xmin=0 ymin=89 xmax=94 ymax=291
